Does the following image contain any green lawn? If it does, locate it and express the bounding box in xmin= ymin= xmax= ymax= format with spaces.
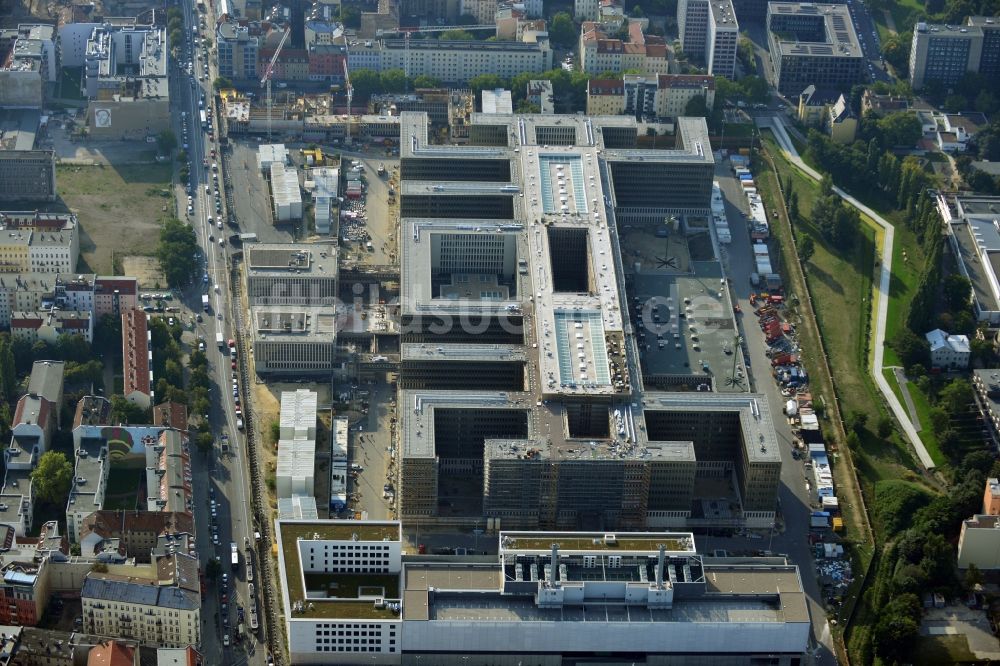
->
xmin=913 ymin=635 xmax=982 ymax=666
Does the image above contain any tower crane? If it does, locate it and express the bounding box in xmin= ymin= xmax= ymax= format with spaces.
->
xmin=376 ymin=25 xmax=495 ymax=83
xmin=260 ymin=27 xmax=291 ymax=142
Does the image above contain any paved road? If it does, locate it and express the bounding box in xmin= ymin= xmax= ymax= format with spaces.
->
xmin=759 ymin=114 xmax=934 ymax=469
xmin=173 ymin=1 xmax=269 ymax=663
xmin=714 ymin=162 xmax=835 ymax=665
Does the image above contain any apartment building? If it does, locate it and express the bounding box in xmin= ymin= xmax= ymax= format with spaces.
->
xmin=218 ymin=21 xmax=259 ymax=81
xmin=276 ymin=520 xmax=811 ymax=665
xmin=0 ymin=24 xmax=56 ymax=108
xmin=83 ymin=23 xmax=170 ymax=140
xmin=908 ymin=16 xmax=1000 ymax=89
xmin=579 ymin=20 xmax=669 ymax=75
xmin=246 ymin=244 xmax=338 ymax=305
xmin=586 ymin=78 xmax=627 ymax=115
xmin=594 ymin=74 xmax=717 ymax=120
xmin=379 ymin=36 xmax=553 ymax=83
xmin=0 ymin=225 xmax=77 ymax=275
xmin=677 ymin=0 xmax=738 ymax=78
xmin=277 ymin=389 xmax=318 ymax=499
xmin=0 ymin=273 xmax=134 ymax=329
xmin=81 ymin=554 xmax=201 ymax=648
xmin=460 ymin=0 xmax=499 ymax=23
xmin=767 ymin=2 xmax=865 ymax=96
xmin=122 ymin=309 xmax=152 ymax=409
xmin=958 ymin=477 xmax=1000 ymax=568
xmin=0 ymin=522 xmax=64 ymax=627
xmin=79 ymin=510 xmax=194 ymax=562
xmin=5 ymin=360 xmax=64 ymax=473
xmin=11 ymin=310 xmax=92 ymax=344
xmin=0 ymin=152 xmax=56 ymax=203
xmin=526 ymin=79 xmax=554 ymax=114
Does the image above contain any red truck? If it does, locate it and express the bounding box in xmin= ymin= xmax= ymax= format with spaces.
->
xmin=771 ymin=353 xmax=799 ymax=367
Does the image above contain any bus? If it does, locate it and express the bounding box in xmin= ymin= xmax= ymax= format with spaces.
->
xmin=200 ymin=110 xmax=208 ymax=128
xmin=230 ymin=542 xmax=239 ymax=570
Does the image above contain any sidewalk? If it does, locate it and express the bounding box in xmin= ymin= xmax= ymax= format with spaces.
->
xmin=757 ymin=114 xmax=936 ymax=469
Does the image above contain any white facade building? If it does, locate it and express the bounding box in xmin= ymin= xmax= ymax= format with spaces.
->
xmin=926 ymin=328 xmax=971 ymax=370
xmin=271 ymin=163 xmax=303 ymax=222
xmin=311 ymin=167 xmax=339 ymax=235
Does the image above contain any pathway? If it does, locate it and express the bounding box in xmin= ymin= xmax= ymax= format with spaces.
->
xmin=891 ymin=367 xmax=922 ymax=432
xmin=883 ymin=9 xmax=898 ymax=34
xmin=758 ymin=114 xmax=936 ymax=468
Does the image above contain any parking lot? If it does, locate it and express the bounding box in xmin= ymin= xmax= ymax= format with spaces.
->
xmin=338 ymin=156 xmax=399 ymax=266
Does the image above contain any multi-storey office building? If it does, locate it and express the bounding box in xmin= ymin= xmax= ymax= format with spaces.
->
xmin=393 ymin=111 xmax=780 ymax=532
xmin=0 ymin=24 xmax=56 ymax=108
xmin=767 ymin=2 xmax=865 ymax=96
xmin=678 ymin=0 xmax=738 ymax=78
xmin=246 ymin=244 xmax=338 ymax=305
xmin=250 ymin=306 xmax=337 ymax=374
xmin=908 ymin=17 xmax=1000 ymax=89
xmin=217 ymin=20 xmax=259 ymax=81
xmin=0 ymin=151 xmax=56 ymax=203
xmin=275 ymin=520 xmax=811 ymax=665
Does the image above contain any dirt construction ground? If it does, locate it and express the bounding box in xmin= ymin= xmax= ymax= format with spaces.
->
xmin=56 ymin=163 xmax=174 ymax=274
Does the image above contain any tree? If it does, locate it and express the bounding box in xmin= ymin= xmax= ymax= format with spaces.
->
xmin=339 ymin=5 xmax=361 ymax=28
xmin=873 ymin=595 xmax=921 ymax=664
xmin=156 ymin=218 xmax=199 ymax=288
xmin=206 ymin=557 xmax=222 ymax=580
xmin=213 ymin=76 xmax=233 ymax=90
xmin=939 ymin=379 xmax=974 ymax=416
xmin=350 ymin=68 xmax=382 ymax=100
xmin=156 ymin=130 xmax=177 ymax=155
xmin=683 ymin=94 xmax=709 ymax=118
xmin=0 ymin=338 xmax=16 ymax=402
xmin=439 ymin=29 xmax=474 ymax=40
xmin=890 ymin=328 xmax=930 ymax=368
xmin=411 ymin=75 xmax=441 ymax=89
xmin=469 ymin=73 xmax=507 ymax=93
xmin=798 ymin=236 xmax=815 ymax=264
xmin=549 ymin=12 xmax=577 ymax=47
xmin=878 ymin=111 xmax=922 ymax=147
xmin=31 ymin=451 xmax=73 ymax=504
xmin=456 ymin=13 xmax=478 ymax=24
xmin=196 ymin=430 xmax=214 ymax=454
xmin=877 ymin=416 xmax=894 ymax=439
xmin=379 ymin=69 xmax=408 ymax=94
xmin=110 ymin=395 xmax=149 ymax=424
xmin=943 ymin=274 xmax=972 ymax=310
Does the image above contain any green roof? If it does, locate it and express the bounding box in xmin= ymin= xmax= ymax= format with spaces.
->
xmin=504 ymin=536 xmax=693 ymax=553
xmin=279 ymin=522 xmax=402 ymax=621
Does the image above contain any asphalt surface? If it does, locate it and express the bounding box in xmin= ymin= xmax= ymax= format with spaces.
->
xmin=714 ymin=160 xmax=835 ymax=664
xmin=171 ymin=1 xmax=268 ymax=663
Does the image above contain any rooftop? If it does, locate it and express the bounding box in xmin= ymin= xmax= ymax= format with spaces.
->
xmin=250 ymin=306 xmax=337 ymax=343
xmin=277 ymin=521 xmax=401 ymax=620
xmin=246 ymin=244 xmax=337 ymax=277
xmin=768 ymin=2 xmax=863 ymax=58
xmin=82 ymin=573 xmax=199 ymax=610
xmin=500 ymin=531 xmax=696 ymax=553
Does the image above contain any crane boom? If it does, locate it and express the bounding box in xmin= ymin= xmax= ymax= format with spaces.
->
xmin=260 ymin=28 xmax=291 ymax=141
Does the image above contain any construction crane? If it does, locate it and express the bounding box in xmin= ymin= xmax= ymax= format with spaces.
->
xmin=260 ymin=27 xmax=290 ymax=142
xmin=343 ymin=58 xmax=353 ymax=117
xmin=376 ymin=25 xmax=496 ymax=83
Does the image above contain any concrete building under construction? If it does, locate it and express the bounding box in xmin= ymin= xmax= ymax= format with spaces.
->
xmin=394 ymin=111 xmax=781 ymax=531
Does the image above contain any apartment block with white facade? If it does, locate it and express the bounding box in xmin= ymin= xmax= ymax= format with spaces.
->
xmin=379 ymin=36 xmax=552 ymax=83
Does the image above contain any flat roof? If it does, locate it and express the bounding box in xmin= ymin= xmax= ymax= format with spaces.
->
xmin=276 ymin=520 xmax=401 ymax=620
xmin=951 ymin=218 xmax=1000 ymax=315
xmin=250 ymin=306 xmax=337 ymax=343
xmin=631 ymin=264 xmax=744 ymax=390
xmin=402 ymin=390 xmax=532 ymax=459
xmin=246 ymin=244 xmax=337 ymax=277
xmin=401 ymin=342 xmax=527 ymax=362
xmin=768 ymin=2 xmax=863 ymax=58
xmin=641 ymin=392 xmax=783 ymax=464
xmin=500 ymin=531 xmax=696 ymax=553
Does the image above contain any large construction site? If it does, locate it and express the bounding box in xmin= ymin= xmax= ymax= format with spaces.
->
xmin=392 ymin=111 xmax=781 ymax=532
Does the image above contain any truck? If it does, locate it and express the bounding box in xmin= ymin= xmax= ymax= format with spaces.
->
xmin=230 ymin=542 xmax=239 ymax=570
xmin=202 ymin=294 xmax=210 ymax=312
xmin=216 ymin=331 xmax=225 ymax=348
